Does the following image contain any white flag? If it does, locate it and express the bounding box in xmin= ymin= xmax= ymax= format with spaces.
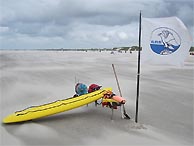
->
xmin=141 ymin=16 xmax=192 ymax=66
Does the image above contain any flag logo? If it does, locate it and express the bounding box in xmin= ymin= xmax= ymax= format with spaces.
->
xmin=150 ymin=27 xmax=181 ymax=55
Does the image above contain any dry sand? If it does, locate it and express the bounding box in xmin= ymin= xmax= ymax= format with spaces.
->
xmin=0 ymin=50 xmax=193 ymax=146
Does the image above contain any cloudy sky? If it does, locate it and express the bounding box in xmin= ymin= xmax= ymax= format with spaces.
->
xmin=0 ymin=0 xmax=193 ymax=49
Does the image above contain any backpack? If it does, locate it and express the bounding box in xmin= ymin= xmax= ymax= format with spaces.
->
xmin=88 ymin=84 xmax=102 ymax=93
xmin=75 ymin=83 xmax=88 ymax=96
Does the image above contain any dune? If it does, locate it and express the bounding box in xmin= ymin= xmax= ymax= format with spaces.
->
xmin=0 ymin=50 xmax=193 ymax=145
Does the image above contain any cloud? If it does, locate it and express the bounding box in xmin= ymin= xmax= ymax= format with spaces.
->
xmin=66 ymin=22 xmax=138 ymax=48
xmin=0 ymin=26 xmax=9 ymax=33
xmin=118 ymin=32 xmax=128 ymax=40
xmin=0 ymin=34 xmax=65 ymax=49
xmin=0 ymin=0 xmax=193 ymax=49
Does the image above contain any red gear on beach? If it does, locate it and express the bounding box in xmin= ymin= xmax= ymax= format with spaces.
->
xmin=102 ymin=91 xmax=117 ymax=109
xmin=88 ymin=84 xmax=102 ymax=93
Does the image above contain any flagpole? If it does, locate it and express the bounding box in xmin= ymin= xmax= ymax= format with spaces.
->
xmin=135 ymin=11 xmax=142 ymax=123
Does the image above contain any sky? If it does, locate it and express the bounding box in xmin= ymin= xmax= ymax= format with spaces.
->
xmin=0 ymin=0 xmax=193 ymax=49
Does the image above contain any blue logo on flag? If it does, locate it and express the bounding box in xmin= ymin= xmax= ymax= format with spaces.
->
xmin=150 ymin=27 xmax=181 ymax=55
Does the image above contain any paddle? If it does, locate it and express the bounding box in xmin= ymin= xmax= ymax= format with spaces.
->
xmin=112 ymin=64 xmax=131 ymax=119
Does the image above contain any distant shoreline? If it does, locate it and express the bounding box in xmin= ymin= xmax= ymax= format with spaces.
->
xmin=1 ymin=46 xmax=193 ymax=52
xmin=0 ymin=48 xmax=112 ymax=51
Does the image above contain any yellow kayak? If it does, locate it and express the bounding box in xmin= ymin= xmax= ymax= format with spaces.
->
xmin=3 ymin=88 xmax=112 ymax=124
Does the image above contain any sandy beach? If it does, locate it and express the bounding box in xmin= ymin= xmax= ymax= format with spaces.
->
xmin=0 ymin=50 xmax=193 ymax=146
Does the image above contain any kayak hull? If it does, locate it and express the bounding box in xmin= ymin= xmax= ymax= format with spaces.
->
xmin=3 ymin=88 xmax=112 ymax=123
